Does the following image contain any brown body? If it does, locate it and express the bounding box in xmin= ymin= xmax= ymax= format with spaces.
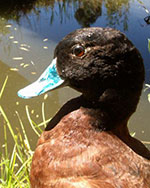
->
xmin=30 ymin=99 xmax=150 ymax=188
xmin=27 ymin=27 xmax=150 ymax=187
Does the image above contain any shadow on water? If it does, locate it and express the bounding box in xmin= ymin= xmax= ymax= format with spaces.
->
xmin=0 ymin=0 xmax=150 ymax=152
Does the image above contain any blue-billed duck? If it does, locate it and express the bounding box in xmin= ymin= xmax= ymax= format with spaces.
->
xmin=18 ymin=27 xmax=150 ymax=188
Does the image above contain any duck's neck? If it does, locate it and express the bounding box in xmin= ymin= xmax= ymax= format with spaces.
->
xmin=46 ymin=88 xmax=138 ymax=132
xmin=82 ymin=88 xmax=140 ymax=131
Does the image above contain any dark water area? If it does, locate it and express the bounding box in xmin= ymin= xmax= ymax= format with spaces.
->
xmin=0 ymin=0 xmax=150 ymax=151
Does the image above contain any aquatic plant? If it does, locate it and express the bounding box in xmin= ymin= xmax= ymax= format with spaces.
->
xmin=0 ymin=76 xmax=49 ymax=188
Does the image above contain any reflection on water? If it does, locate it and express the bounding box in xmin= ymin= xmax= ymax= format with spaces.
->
xmin=0 ymin=0 xmax=131 ymax=28
xmin=75 ymin=0 xmax=102 ymax=27
xmin=0 ymin=0 xmax=150 ymax=151
xmin=0 ymin=0 xmax=36 ymax=21
xmin=104 ymin=0 xmax=129 ymax=30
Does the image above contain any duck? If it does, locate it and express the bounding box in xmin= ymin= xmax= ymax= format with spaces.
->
xmin=18 ymin=27 xmax=150 ymax=188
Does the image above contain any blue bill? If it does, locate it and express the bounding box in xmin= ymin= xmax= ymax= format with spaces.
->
xmin=17 ymin=58 xmax=64 ymax=99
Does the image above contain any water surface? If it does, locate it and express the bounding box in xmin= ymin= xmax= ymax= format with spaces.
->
xmin=0 ymin=0 xmax=150 ymax=150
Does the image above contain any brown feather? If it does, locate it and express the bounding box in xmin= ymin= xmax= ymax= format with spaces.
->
xmin=30 ymin=104 xmax=150 ymax=188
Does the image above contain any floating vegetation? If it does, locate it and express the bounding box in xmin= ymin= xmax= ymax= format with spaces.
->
xmin=31 ymin=61 xmax=35 ymax=65
xmin=20 ymin=63 xmax=25 ymax=66
xmin=10 ymin=68 xmax=19 ymax=71
xmin=23 ymin=64 xmax=30 ymax=68
xmin=43 ymin=46 xmax=48 ymax=49
xmin=19 ymin=47 xmax=30 ymax=52
xmin=9 ymin=36 xmax=14 ymax=39
xmin=20 ymin=44 xmax=30 ymax=48
xmin=13 ymin=41 xmax=19 ymax=44
xmin=20 ymin=63 xmax=30 ymax=68
xmin=16 ymin=101 xmax=19 ymax=105
xmin=5 ymin=24 xmax=12 ymax=28
xmin=31 ymin=72 xmax=37 ymax=75
xmin=12 ymin=57 xmax=23 ymax=60
xmin=43 ymin=38 xmax=48 ymax=42
xmin=31 ymin=110 xmax=34 ymax=114
xmin=44 ymin=93 xmax=48 ymax=100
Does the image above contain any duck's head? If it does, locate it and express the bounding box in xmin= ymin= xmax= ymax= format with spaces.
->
xmin=18 ymin=27 xmax=144 ymax=129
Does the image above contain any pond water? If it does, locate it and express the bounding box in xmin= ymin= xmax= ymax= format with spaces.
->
xmin=0 ymin=0 xmax=150 ymax=151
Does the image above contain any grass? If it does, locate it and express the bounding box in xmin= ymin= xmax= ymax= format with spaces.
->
xmin=0 ymin=76 xmax=50 ymax=188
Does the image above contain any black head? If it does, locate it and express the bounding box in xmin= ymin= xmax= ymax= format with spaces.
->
xmin=54 ymin=27 xmax=144 ymax=128
xmin=55 ymin=27 xmax=144 ymax=98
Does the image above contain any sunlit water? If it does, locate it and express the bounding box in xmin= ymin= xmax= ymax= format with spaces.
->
xmin=0 ymin=0 xmax=150 ymax=151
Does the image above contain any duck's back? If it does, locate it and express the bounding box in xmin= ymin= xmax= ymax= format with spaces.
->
xmin=30 ymin=108 xmax=150 ymax=188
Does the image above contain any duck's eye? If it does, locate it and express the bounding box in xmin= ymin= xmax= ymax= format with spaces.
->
xmin=72 ymin=45 xmax=85 ymax=57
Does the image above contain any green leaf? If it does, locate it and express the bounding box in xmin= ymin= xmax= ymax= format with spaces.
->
xmin=0 ymin=76 xmax=8 ymax=99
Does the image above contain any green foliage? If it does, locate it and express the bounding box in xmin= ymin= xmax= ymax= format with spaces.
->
xmin=0 ymin=76 xmax=48 ymax=188
xmin=0 ymin=77 xmax=31 ymax=187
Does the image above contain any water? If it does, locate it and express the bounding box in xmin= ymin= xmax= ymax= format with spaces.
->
xmin=0 ymin=0 xmax=150 ymax=150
